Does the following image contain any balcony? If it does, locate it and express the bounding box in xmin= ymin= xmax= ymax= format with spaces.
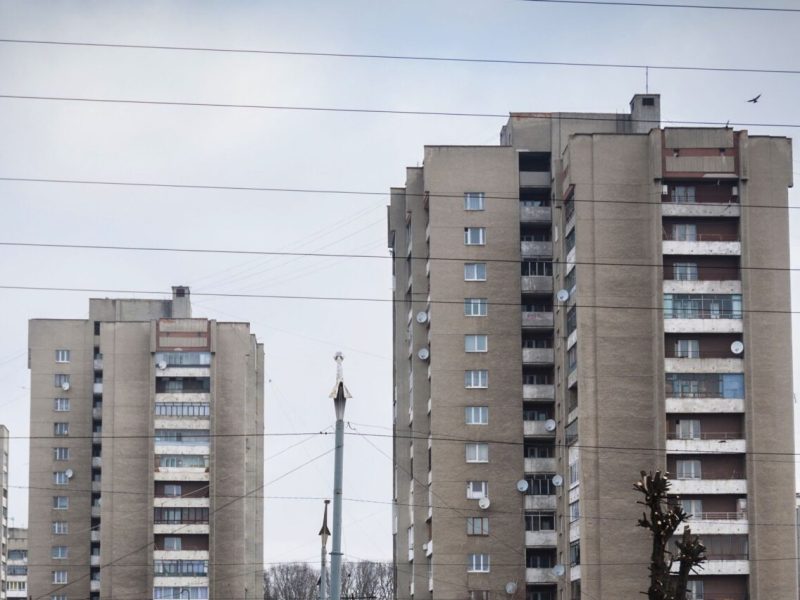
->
xmin=520 ymin=206 xmax=552 ymax=223
xmin=93 ymin=357 xmax=103 ymax=370
xmin=664 ymin=319 xmax=742 ymax=334
xmin=92 ymin=406 xmax=102 ymax=419
xmin=156 ymin=392 xmax=211 ymax=403
xmin=523 ymin=385 xmax=555 ymax=400
xmin=153 ymin=497 xmax=210 ymax=509
xmin=670 ymin=559 xmax=749 ymax=576
xmin=90 ymin=530 xmax=101 ymax=542
xmin=525 ymin=531 xmax=557 ymax=546
xmin=524 ymin=421 xmax=556 ymax=437
xmin=662 ymin=240 xmax=741 ymax=256
xmin=669 ymin=479 xmax=747 ymax=495
xmin=90 ymin=555 xmax=100 ymax=566
xmin=524 ymin=495 xmax=557 ymax=510
xmin=93 ymin=382 xmax=103 ymax=394
xmin=154 ymin=470 xmax=209 ymax=482
xmin=520 ymin=171 xmax=551 ymax=188
xmin=666 ymin=397 xmax=744 ymax=413
xmin=90 ymin=580 xmax=101 ymax=592
xmin=522 ymin=312 xmax=554 ymax=329
xmin=664 ymin=358 xmax=743 ymax=373
xmin=523 ymin=348 xmax=554 ymax=365
xmin=525 ymin=458 xmax=557 ymax=472
xmin=153 ymin=523 xmax=210 ymax=535
xmin=92 ymin=480 xmax=102 ymax=492
xmin=666 ymin=435 xmax=745 ymax=454
xmin=678 ymin=514 xmax=748 ymax=535
xmin=153 ymin=550 xmax=209 ymax=561
xmin=661 ymin=202 xmax=741 ymax=218
xmin=92 ymin=456 xmax=102 ymax=468
xmin=663 ymin=280 xmax=741 ymax=295
xmin=521 ymin=241 xmax=553 ymax=258
xmin=425 ymin=540 xmax=433 ymax=557
xmin=91 ymin=505 xmax=101 ymax=518
xmin=156 ymin=367 xmax=211 ymax=378
xmin=525 ymin=568 xmax=559 ymax=584
xmin=521 ymin=276 xmax=553 ymax=294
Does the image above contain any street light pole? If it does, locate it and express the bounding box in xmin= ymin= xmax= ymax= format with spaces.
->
xmin=329 ymin=352 xmax=351 ymax=600
xmin=319 ymin=499 xmax=331 ymax=600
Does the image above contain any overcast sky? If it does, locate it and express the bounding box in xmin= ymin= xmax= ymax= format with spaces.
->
xmin=1 ymin=0 xmax=799 ymax=568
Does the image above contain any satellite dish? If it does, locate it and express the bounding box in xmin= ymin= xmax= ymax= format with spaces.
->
xmin=504 ymin=582 xmax=518 ymax=595
xmin=516 ymin=479 xmax=529 ymax=493
xmin=61 ymin=381 xmax=70 ymax=391
xmin=478 ymin=497 xmax=491 ymax=510
xmin=731 ymin=341 xmax=744 ymax=355
xmin=544 ymin=419 xmax=557 ymax=432
xmin=416 ymin=311 xmax=429 ymax=324
xmin=551 ymin=564 xmax=565 ymax=577
xmin=556 ymin=289 xmax=570 ymax=303
xmin=417 ymin=348 xmax=430 ymax=361
xmin=552 ymin=474 xmax=564 ymax=487
xmin=65 ymin=469 xmax=74 ymax=479
xmin=157 ymin=361 xmax=168 ymax=370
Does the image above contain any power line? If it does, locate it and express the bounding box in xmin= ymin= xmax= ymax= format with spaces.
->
xmin=2 ymin=93 xmax=800 ymax=129
xmin=522 ymin=0 xmax=800 ymax=11
xmin=0 ymin=284 xmax=795 ymax=317
xmin=1 ymin=38 xmax=798 ymax=75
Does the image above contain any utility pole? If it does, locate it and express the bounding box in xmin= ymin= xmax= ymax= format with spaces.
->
xmin=319 ymin=499 xmax=331 ymax=600
xmin=329 ymin=352 xmax=352 ymax=600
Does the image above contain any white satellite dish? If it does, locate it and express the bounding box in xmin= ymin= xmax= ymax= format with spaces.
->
xmin=157 ymin=361 xmax=168 ymax=370
xmin=551 ymin=564 xmax=565 ymax=577
xmin=417 ymin=348 xmax=430 ymax=361
xmin=65 ymin=469 xmax=74 ymax=479
xmin=504 ymin=582 xmax=518 ymax=595
xmin=556 ymin=289 xmax=570 ymax=303
xmin=516 ymin=479 xmax=529 ymax=493
xmin=478 ymin=497 xmax=491 ymax=510
xmin=416 ymin=311 xmax=429 ymax=324
xmin=544 ymin=419 xmax=557 ymax=432
xmin=552 ymin=474 xmax=564 ymax=488
xmin=730 ymin=341 xmax=744 ymax=355
xmin=61 ymin=381 xmax=70 ymax=391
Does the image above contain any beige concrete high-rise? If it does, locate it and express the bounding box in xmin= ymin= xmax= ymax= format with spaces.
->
xmin=27 ymin=287 xmax=264 ymax=600
xmin=388 ymin=95 xmax=796 ymax=600
xmin=6 ymin=528 xmax=27 ymax=600
xmin=0 ymin=425 xmax=8 ymax=600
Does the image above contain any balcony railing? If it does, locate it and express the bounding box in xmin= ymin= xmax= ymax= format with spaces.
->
xmin=665 ymin=350 xmax=741 ymax=359
xmin=662 ymin=232 xmax=740 ymax=242
xmin=689 ymin=511 xmax=747 ymax=520
xmin=667 ymin=432 xmax=742 ymax=440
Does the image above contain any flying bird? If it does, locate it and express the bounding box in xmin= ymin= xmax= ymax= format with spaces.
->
xmin=747 ymin=94 xmax=761 ymax=104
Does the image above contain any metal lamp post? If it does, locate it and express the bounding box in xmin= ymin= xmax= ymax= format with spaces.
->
xmin=329 ymin=352 xmax=351 ymax=600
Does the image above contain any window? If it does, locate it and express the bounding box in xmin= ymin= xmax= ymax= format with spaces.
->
xmin=154 ymin=507 xmax=210 ymax=524
xmin=52 ymin=571 xmax=68 ymax=584
xmin=569 ymin=461 xmax=579 ymax=487
xmin=464 ymin=227 xmax=486 ymax=245
xmin=157 ymin=455 xmax=209 ymax=468
xmin=468 ymin=592 xmax=490 ymax=600
xmin=163 ymin=537 xmax=182 ymax=551
xmin=54 ymin=397 xmax=70 ymax=412
xmin=54 ymin=447 xmax=70 ymax=461
xmin=467 ymin=517 xmax=489 ymax=536
xmin=676 ymin=459 xmax=702 ymax=480
xmin=521 ymin=261 xmax=553 ymax=276
xmin=523 ymin=373 xmax=552 ymax=385
xmin=466 ymin=480 xmax=488 ymax=499
xmin=565 ymin=228 xmax=576 ymax=253
xmin=52 ymin=521 xmax=68 ymax=534
xmin=674 ymin=262 xmax=699 ymax=281
xmin=55 ymin=350 xmax=70 ymax=363
xmin=569 ymin=500 xmax=580 ymax=523
xmin=680 ymin=499 xmax=703 ymax=517
xmin=566 ymin=306 xmax=577 ymax=335
xmin=51 ymin=546 xmax=68 ymax=559
xmin=665 ymin=373 xmax=744 ymax=399
xmin=569 ymin=541 xmax=581 ymax=566
xmin=466 ymin=443 xmax=489 ymax=463
xmin=464 ymin=263 xmax=487 ymax=281
xmin=674 ymin=339 xmax=700 ymax=358
xmin=464 ymin=298 xmax=488 ymax=317
xmin=525 ymin=474 xmax=557 ymax=496
xmin=672 ymin=224 xmax=697 ymax=241
xmin=465 ymin=406 xmax=488 ymax=425
xmin=467 ymin=553 xmax=490 ymax=573
xmin=155 ymin=430 xmax=211 ymax=444
xmin=465 ymin=335 xmax=488 ymax=353
xmin=54 ymin=423 xmax=69 ymax=437
xmin=565 ymin=420 xmax=578 ymax=446
xmin=525 ymin=511 xmax=555 ymax=531
xmin=153 ymin=587 xmax=209 ymax=599
xmin=686 ymin=580 xmax=704 ymax=600
xmin=164 ymin=484 xmax=182 ymax=497
xmin=567 ymin=346 xmax=577 ymax=371
xmin=524 ymin=442 xmax=554 ymax=458
xmin=464 ymin=370 xmax=488 ymax=388
xmin=672 ymin=186 xmax=696 ymax=203
xmin=54 ymin=374 xmax=70 ymax=388
xmin=155 ymin=403 xmax=210 ymax=417
xmin=53 ymin=496 xmax=69 ymax=509
xmin=464 ymin=192 xmax=485 ymax=211
xmin=154 ymin=352 xmax=211 ymax=367
xmin=154 ymin=560 xmax=209 ymax=577
xmin=526 ymin=549 xmax=555 ymax=568
xmin=53 ymin=471 xmax=69 ymax=485
xmin=52 ymin=595 xmax=67 ymax=600
xmin=676 ymin=419 xmax=701 ymax=440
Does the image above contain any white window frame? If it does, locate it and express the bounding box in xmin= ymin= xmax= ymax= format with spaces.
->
xmin=464 ymin=227 xmax=486 ymax=246
xmin=54 ymin=397 xmax=70 ymax=412
xmin=465 ymin=406 xmax=488 ymax=425
xmin=54 ymin=374 xmax=70 ymax=387
xmin=464 ymin=263 xmax=487 ymax=281
xmin=464 ymin=334 xmax=488 ymax=353
xmin=53 ymin=496 xmax=69 ymax=509
xmin=51 ymin=546 xmax=68 ymax=559
xmin=52 ymin=521 xmax=68 ymax=534
xmin=680 ymin=499 xmax=703 ymax=517
xmin=163 ymin=536 xmax=182 ymax=551
xmin=466 ymin=517 xmax=489 ymax=536
xmin=686 ymin=580 xmax=704 ymax=600
xmin=464 ymin=370 xmax=488 ymax=389
xmin=464 ymin=192 xmax=485 ymax=211
xmin=164 ymin=484 xmax=182 ymax=497
xmin=676 ymin=459 xmax=702 ymax=480
xmin=54 ymin=447 xmax=70 ymax=461
xmin=53 ymin=471 xmax=69 ymax=485
xmin=674 ymin=262 xmax=699 ymax=281
xmin=676 ymin=419 xmax=701 ymax=440
xmin=467 ymin=553 xmax=490 ymax=573
xmin=466 ymin=480 xmax=488 ymax=499
xmin=55 ymin=349 xmax=70 ymax=363
xmin=52 ymin=571 xmax=68 ymax=584
xmin=675 ymin=339 xmax=700 ymax=358
xmin=465 ymin=443 xmax=489 ymax=463
xmin=54 ymin=423 xmax=69 ymax=437
xmin=672 ymin=224 xmax=697 ymax=241
xmin=464 ymin=298 xmax=488 ymax=317
xmin=569 ymin=500 xmax=580 ymax=523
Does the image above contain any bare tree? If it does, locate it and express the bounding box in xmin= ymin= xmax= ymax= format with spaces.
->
xmin=634 ymin=470 xmax=706 ymax=600
xmin=263 ymin=561 xmax=391 ymax=600
xmin=340 ymin=561 xmax=393 ymax=600
xmin=265 ymin=563 xmax=319 ymax=600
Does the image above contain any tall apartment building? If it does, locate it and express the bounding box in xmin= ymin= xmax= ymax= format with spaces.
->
xmin=6 ymin=528 xmax=27 ymax=600
xmin=28 ymin=287 xmax=264 ymax=600
xmin=0 ymin=425 xmax=7 ymax=600
xmin=388 ymin=94 xmax=796 ymax=600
